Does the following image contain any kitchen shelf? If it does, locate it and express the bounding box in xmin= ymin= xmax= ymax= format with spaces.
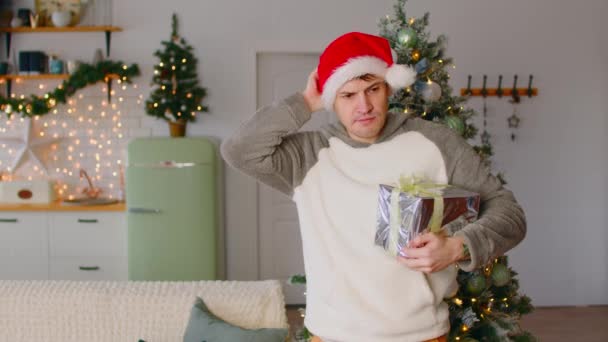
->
xmin=0 ymin=73 xmax=121 ymax=102
xmin=1 ymin=26 xmax=123 ymax=58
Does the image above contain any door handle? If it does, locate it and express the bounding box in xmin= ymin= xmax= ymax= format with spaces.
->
xmin=78 ymin=266 xmax=100 ymax=271
xmin=78 ymin=219 xmax=98 ymax=223
xmin=128 ymin=161 xmax=207 ymax=168
xmin=0 ymin=218 xmax=18 ymax=223
xmin=128 ymin=207 xmax=162 ymax=214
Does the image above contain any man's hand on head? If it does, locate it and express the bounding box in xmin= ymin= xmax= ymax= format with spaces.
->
xmin=302 ymin=69 xmax=324 ymax=113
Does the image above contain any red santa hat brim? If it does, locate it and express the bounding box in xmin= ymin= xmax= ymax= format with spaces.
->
xmin=321 ymin=56 xmax=417 ymax=111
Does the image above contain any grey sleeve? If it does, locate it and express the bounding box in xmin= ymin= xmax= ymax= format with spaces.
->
xmin=411 ymin=118 xmax=527 ymax=271
xmin=220 ymin=93 xmax=324 ymax=197
xmin=448 ymin=134 xmax=527 ymax=271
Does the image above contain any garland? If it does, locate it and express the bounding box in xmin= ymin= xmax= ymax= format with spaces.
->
xmin=0 ymin=61 xmax=140 ymax=117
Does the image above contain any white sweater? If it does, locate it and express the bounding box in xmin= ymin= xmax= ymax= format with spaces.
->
xmin=222 ymin=93 xmax=526 ymax=342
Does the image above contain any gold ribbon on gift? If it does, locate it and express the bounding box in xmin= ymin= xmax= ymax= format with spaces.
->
xmin=388 ymin=175 xmax=449 ymax=256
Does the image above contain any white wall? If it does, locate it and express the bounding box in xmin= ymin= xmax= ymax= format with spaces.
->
xmin=2 ymin=0 xmax=607 ymax=306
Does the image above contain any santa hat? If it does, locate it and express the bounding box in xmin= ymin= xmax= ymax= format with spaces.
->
xmin=317 ymin=32 xmax=417 ymax=111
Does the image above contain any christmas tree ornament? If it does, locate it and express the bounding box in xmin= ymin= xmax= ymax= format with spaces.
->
xmin=491 ymin=263 xmax=511 ymax=287
xmin=444 ymin=115 xmax=465 ymax=136
xmin=507 ymin=109 xmax=521 ymax=141
xmin=481 ymin=96 xmax=491 ymax=145
xmin=411 ymin=49 xmax=421 ymax=62
xmin=481 ymin=131 xmax=491 ymax=145
xmin=397 ymin=27 xmax=417 ymax=47
xmin=171 ymin=75 xmax=177 ymax=95
xmin=466 ymin=274 xmax=487 ymax=296
xmin=421 ymin=81 xmax=441 ymax=102
xmin=414 ymin=58 xmax=429 ymax=74
xmin=0 ymin=118 xmax=61 ymax=175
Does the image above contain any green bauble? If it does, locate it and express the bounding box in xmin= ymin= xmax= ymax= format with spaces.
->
xmin=466 ymin=274 xmax=487 ymax=296
xmin=397 ymin=27 xmax=418 ymax=47
xmin=491 ymin=263 xmax=511 ymax=287
xmin=444 ymin=115 xmax=465 ymax=136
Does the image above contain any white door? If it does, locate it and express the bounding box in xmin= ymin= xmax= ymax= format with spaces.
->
xmin=256 ymin=52 xmax=333 ymax=304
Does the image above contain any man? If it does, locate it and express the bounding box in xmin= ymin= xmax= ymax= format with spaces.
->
xmin=221 ymin=32 xmax=526 ymax=342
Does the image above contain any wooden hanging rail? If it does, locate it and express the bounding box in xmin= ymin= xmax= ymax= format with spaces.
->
xmin=460 ymin=88 xmax=538 ymax=97
xmin=460 ymin=74 xmax=538 ymax=98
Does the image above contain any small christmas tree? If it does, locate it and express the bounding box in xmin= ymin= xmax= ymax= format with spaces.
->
xmin=145 ymin=13 xmax=208 ymax=133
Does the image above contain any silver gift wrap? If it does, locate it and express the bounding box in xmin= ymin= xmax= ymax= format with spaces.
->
xmin=375 ymin=184 xmax=480 ymax=256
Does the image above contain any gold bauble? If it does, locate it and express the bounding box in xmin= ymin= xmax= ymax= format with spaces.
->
xmin=411 ymin=49 xmax=421 ymax=62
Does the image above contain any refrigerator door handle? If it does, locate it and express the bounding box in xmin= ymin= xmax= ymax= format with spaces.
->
xmin=128 ymin=207 xmax=162 ymax=214
xmin=128 ymin=161 xmax=209 ymax=169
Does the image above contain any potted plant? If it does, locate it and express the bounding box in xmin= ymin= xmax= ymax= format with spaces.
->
xmin=145 ymin=14 xmax=208 ymax=137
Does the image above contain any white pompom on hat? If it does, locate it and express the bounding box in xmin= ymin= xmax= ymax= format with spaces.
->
xmin=316 ymin=32 xmax=417 ymax=111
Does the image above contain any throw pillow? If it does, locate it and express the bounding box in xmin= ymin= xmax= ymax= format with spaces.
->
xmin=183 ymin=297 xmax=288 ymax=342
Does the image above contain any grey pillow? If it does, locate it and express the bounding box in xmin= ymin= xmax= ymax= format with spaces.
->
xmin=183 ymin=297 xmax=289 ymax=342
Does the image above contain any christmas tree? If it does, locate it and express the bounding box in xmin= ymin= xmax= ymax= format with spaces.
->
xmin=145 ymin=13 xmax=208 ymax=124
xmin=379 ymin=0 xmax=493 ymax=163
xmin=380 ymin=2 xmax=535 ymax=340
xmin=291 ymin=1 xmax=536 ymax=341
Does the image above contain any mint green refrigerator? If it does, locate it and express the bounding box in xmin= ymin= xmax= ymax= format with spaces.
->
xmin=126 ymin=137 xmax=223 ymax=281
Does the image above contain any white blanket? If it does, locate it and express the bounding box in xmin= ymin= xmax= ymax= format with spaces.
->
xmin=0 ymin=280 xmax=288 ymax=342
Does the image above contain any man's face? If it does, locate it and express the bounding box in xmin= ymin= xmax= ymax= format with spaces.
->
xmin=333 ymin=75 xmax=390 ymax=144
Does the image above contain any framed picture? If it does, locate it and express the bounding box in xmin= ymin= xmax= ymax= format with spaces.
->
xmin=35 ymin=0 xmax=82 ymax=26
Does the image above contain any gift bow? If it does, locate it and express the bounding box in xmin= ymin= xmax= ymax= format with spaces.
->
xmin=388 ymin=175 xmax=449 ymax=256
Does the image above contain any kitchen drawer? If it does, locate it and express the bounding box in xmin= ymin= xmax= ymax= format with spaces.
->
xmin=49 ymin=212 xmax=126 ymax=257
xmin=0 ymin=256 xmax=48 ymax=280
xmin=0 ymin=212 xmax=48 ymax=257
xmin=49 ymin=256 xmax=127 ymax=281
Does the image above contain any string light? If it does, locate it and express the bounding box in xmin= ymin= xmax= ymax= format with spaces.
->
xmin=0 ymin=79 xmax=132 ymax=199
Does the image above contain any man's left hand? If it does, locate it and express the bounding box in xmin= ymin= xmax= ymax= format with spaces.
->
xmin=397 ymin=232 xmax=465 ymax=273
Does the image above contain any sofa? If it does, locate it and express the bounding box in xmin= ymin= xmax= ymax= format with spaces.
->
xmin=0 ymin=279 xmax=289 ymax=341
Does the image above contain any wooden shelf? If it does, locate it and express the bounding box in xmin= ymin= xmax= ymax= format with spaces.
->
xmin=0 ymin=73 xmax=120 ymax=103
xmin=0 ymin=26 xmax=122 ymax=33
xmin=0 ymin=74 xmax=69 ymax=81
xmin=1 ymin=26 xmax=122 ymax=59
xmin=0 ymin=73 xmax=120 ymax=81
